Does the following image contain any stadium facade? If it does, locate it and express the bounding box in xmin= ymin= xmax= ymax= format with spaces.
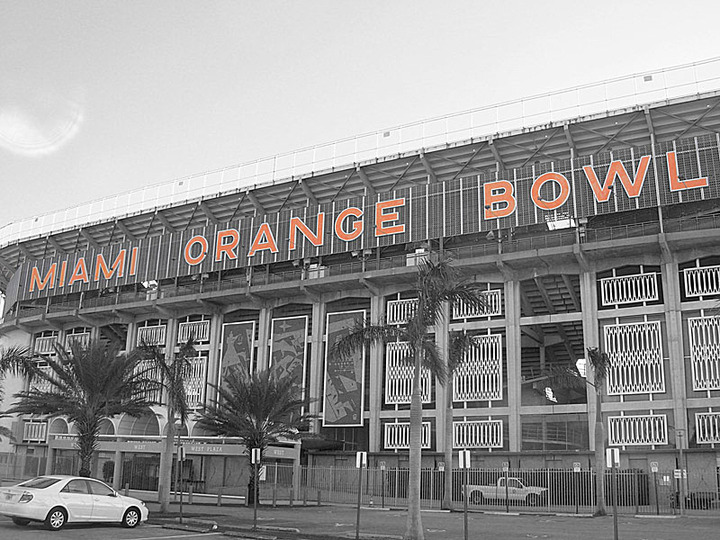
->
xmin=2 ymin=58 xmax=720 ymax=493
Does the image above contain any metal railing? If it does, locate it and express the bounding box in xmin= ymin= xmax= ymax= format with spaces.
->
xmin=2 ymin=57 xmax=720 ymax=248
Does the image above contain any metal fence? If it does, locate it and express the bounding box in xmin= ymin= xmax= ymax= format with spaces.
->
xmin=2 ymin=452 xmax=718 ymax=515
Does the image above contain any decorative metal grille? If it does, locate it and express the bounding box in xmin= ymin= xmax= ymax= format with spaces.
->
xmin=600 ymin=273 xmax=659 ymax=306
xmin=185 ymin=355 xmax=208 ymax=409
xmin=22 ymin=421 xmax=47 ymax=443
xmin=684 ymin=265 xmax=720 ymax=297
xmin=453 ymin=334 xmax=503 ymax=401
xmin=384 ymin=342 xmax=431 ymax=404
xmin=178 ymin=320 xmax=211 ymax=343
xmin=137 ymin=324 xmax=166 ymax=346
xmin=453 ymin=419 xmax=503 ymax=448
xmin=688 ymin=317 xmax=720 ymax=390
xmin=34 ymin=335 xmax=58 ymax=355
xmin=695 ymin=412 xmax=720 ymax=444
xmin=386 ymin=298 xmax=418 ymax=325
xmin=452 ymin=290 xmax=503 ymax=318
xmin=31 ymin=363 xmax=55 ymax=394
xmin=604 ymin=321 xmax=665 ymax=395
xmin=65 ymin=332 xmax=91 ymax=349
xmin=383 ymin=421 xmax=431 ymax=450
xmin=608 ymin=414 xmax=668 ymax=446
xmin=135 ymin=359 xmax=164 ymax=404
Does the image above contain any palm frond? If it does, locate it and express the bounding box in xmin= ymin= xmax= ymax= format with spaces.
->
xmin=446 ymin=331 xmax=479 ymax=377
xmin=0 ymin=346 xmax=38 ymax=381
xmin=587 ymin=347 xmax=609 ymax=385
xmin=420 ymin=337 xmax=445 ymax=384
xmin=332 ymin=321 xmax=405 ymax=359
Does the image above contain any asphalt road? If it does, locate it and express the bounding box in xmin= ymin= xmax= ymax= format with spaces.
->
xmin=3 ymin=504 xmax=720 ymax=540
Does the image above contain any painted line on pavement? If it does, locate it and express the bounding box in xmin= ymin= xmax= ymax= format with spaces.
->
xmin=131 ymin=532 xmax=223 ymax=540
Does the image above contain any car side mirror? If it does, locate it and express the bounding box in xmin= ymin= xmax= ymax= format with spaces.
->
xmin=109 ymin=491 xmax=118 ymax=497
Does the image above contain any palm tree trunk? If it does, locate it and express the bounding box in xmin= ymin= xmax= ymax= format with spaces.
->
xmin=593 ymin=388 xmax=606 ymax=516
xmin=442 ymin=374 xmax=454 ymax=510
xmin=77 ymin=420 xmax=99 ymax=478
xmin=404 ymin=351 xmax=424 ymax=540
xmin=158 ymin=409 xmax=175 ymax=513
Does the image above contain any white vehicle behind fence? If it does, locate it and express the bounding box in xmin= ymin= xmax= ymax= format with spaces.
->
xmin=464 ymin=477 xmax=548 ymax=505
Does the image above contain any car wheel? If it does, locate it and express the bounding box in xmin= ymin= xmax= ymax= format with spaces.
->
xmin=122 ymin=507 xmax=141 ymax=528
xmin=469 ymin=491 xmax=484 ymax=505
xmin=45 ymin=507 xmax=67 ymax=531
xmin=12 ymin=517 xmax=31 ymax=526
xmin=526 ymin=494 xmax=540 ymax=506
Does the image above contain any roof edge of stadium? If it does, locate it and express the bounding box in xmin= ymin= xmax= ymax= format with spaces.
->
xmin=2 ymin=55 xmax=720 ymax=247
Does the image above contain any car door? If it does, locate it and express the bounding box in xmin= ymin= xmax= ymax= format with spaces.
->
xmin=87 ymin=479 xmax=124 ymax=521
xmin=58 ymin=479 xmax=94 ymax=521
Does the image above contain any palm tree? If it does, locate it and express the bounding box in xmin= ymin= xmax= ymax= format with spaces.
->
xmin=195 ymin=368 xmax=312 ymax=505
xmin=6 ymin=340 xmax=159 ymax=477
xmin=538 ymin=346 xmax=609 ymax=516
xmin=0 ymin=346 xmax=37 ymax=442
xmin=138 ymin=338 xmax=196 ymax=513
xmin=333 ymin=255 xmax=487 ymax=540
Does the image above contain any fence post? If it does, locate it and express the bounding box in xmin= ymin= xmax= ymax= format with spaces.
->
xmin=317 ymin=488 xmax=322 ymax=506
xmin=217 ymin=487 xmax=223 ymax=507
xmin=124 ymin=483 xmax=129 ymax=496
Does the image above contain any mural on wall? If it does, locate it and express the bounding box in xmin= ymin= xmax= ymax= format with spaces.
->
xmin=323 ymin=310 xmax=365 ymax=427
xmin=270 ymin=316 xmax=308 ymax=395
xmin=219 ymin=321 xmax=255 ymax=382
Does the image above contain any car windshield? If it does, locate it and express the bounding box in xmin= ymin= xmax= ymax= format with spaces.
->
xmin=17 ymin=477 xmax=62 ymax=489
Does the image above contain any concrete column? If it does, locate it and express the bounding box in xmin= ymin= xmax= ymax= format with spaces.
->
xmin=308 ymin=301 xmax=326 ymax=434
xmin=125 ymin=321 xmax=137 ymax=353
xmin=112 ymin=450 xmax=123 ymax=490
xmin=44 ymin=445 xmax=54 ymax=475
xmin=368 ymin=294 xmax=384 ymax=453
xmin=579 ymin=270 xmax=599 ymax=449
xmin=256 ymin=307 xmax=273 ymax=371
xmin=660 ymin=250 xmax=688 ymax=442
xmin=505 ymin=280 xmax=522 ymax=452
xmin=207 ymin=312 xmax=223 ymax=392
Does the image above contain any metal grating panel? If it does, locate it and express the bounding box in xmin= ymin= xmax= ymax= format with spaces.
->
xmin=688 ymin=317 xmax=720 ymax=390
xmin=65 ymin=332 xmax=91 ymax=349
xmin=34 ymin=335 xmax=58 ymax=355
xmin=608 ymin=414 xmax=668 ymax=446
xmin=185 ymin=355 xmax=208 ymax=409
xmin=137 ymin=324 xmax=167 ymax=347
xmin=178 ymin=320 xmax=211 ymax=343
xmin=684 ymin=265 xmax=720 ymax=297
xmin=695 ymin=412 xmax=720 ymax=444
xmin=386 ymin=298 xmax=418 ymax=325
xmin=22 ymin=421 xmax=47 ymax=444
xmin=384 ymin=341 xmax=431 ymax=404
xmin=383 ymin=421 xmax=431 ymax=450
xmin=453 ymin=419 xmax=503 ymax=448
xmin=452 ymin=290 xmax=503 ymax=318
xmin=600 ymin=273 xmax=659 ymax=306
xmin=453 ymin=334 xmax=503 ymax=401
xmin=604 ymin=321 xmax=665 ymax=395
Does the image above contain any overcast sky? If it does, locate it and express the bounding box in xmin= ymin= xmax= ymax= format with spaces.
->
xmin=2 ymin=0 xmax=719 ymax=228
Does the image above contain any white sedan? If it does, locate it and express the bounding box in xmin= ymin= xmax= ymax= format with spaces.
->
xmin=0 ymin=475 xmax=148 ymax=531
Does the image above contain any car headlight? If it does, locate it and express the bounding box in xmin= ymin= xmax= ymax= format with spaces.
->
xmin=18 ymin=492 xmax=34 ymax=503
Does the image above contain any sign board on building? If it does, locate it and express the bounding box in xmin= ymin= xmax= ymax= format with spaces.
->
xmin=11 ymin=135 xmax=720 ymax=309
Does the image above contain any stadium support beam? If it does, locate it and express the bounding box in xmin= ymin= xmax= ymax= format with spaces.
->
xmin=154 ymin=211 xmax=176 ymax=233
xmin=114 ymin=219 xmax=137 ymax=242
xmin=674 ymin=98 xmax=720 ymax=140
xmin=488 ymin=138 xmax=505 ymax=171
xmin=518 ymin=128 xmax=562 ymax=168
xmin=533 ymin=277 xmax=577 ymax=360
xmin=298 ymin=180 xmax=318 ymax=206
xmin=247 ymin=191 xmax=266 ymax=215
xmin=419 ymin=153 xmax=437 ymax=183
xmin=80 ymin=229 xmax=101 ymax=251
xmin=450 ymin=143 xmax=486 ymax=181
xmin=47 ymin=236 xmax=66 ymax=256
xmin=561 ymin=274 xmax=581 ymax=312
xmin=563 ymin=123 xmax=576 ymax=155
xmin=644 ymin=106 xmax=656 ymax=144
xmin=356 ymin=166 xmax=376 ymax=198
xmin=0 ymin=254 xmax=16 ymax=274
xmin=199 ymin=201 xmax=220 ymax=225
xmin=17 ymin=243 xmax=34 ymax=262
xmin=574 ymin=112 xmax=640 ymax=155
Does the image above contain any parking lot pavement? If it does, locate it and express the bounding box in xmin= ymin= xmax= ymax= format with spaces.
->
xmin=0 ymin=515 xmax=224 ymax=540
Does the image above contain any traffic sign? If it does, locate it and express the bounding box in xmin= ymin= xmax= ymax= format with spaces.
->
xmin=650 ymin=461 xmax=658 ymax=473
xmin=674 ymin=469 xmax=682 ymax=479
xmin=459 ymin=450 xmax=471 ymax=469
xmin=259 ymin=465 xmax=267 ymax=481
xmin=605 ymin=448 xmax=620 ymax=468
xmin=573 ymin=462 xmax=581 ymax=473
xmin=379 ymin=460 xmax=386 ymax=471
xmin=356 ymin=451 xmax=367 ymax=468
xmin=502 ymin=462 xmax=509 ymax=472
xmin=438 ymin=462 xmax=445 ymax=472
